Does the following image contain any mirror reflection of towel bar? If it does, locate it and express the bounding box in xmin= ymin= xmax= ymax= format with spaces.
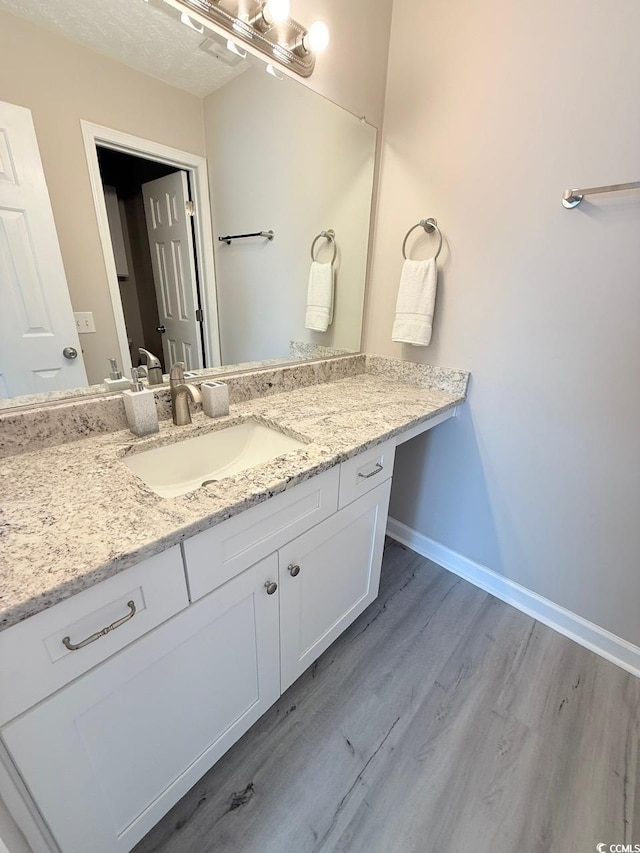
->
xmin=311 ymin=229 xmax=337 ymax=263
xmin=218 ymin=230 xmax=274 ymax=245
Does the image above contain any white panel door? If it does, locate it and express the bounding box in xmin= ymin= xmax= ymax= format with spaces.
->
xmin=2 ymin=554 xmax=281 ymax=853
xmin=278 ymin=479 xmax=392 ymax=692
xmin=0 ymin=101 xmax=87 ymax=397
xmin=142 ymin=171 xmax=203 ymax=371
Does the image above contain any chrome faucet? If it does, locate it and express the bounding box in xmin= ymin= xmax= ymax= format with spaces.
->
xmin=169 ymin=362 xmax=202 ymax=426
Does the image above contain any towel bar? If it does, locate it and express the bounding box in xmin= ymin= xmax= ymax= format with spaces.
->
xmin=402 ymin=218 xmax=443 ymax=261
xmin=561 ymin=181 xmax=640 ymax=208
xmin=311 ymin=229 xmax=337 ymax=264
xmin=218 ymin=230 xmax=274 ymax=245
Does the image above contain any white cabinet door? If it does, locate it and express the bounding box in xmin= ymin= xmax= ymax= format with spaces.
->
xmin=278 ymin=479 xmax=392 ymax=692
xmin=2 ymin=554 xmax=280 ymax=853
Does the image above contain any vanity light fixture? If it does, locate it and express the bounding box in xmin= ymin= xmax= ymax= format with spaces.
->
xmin=172 ymin=0 xmax=329 ymax=76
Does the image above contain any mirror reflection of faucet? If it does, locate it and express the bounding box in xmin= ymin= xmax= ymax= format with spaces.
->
xmin=138 ymin=348 xmax=164 ymax=385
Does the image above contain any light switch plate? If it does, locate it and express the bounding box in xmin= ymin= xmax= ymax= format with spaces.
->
xmin=74 ymin=312 xmax=96 ymax=334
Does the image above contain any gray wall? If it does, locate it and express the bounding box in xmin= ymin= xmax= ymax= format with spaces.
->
xmin=364 ymin=0 xmax=640 ymax=646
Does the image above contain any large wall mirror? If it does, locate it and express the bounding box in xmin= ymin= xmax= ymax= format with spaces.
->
xmin=0 ymin=0 xmax=376 ymax=409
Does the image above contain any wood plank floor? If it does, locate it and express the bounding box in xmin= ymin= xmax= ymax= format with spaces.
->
xmin=135 ymin=540 xmax=640 ymax=853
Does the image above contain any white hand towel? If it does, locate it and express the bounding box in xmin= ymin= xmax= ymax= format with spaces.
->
xmin=305 ymin=261 xmax=334 ymax=332
xmin=392 ymin=258 xmax=437 ymax=346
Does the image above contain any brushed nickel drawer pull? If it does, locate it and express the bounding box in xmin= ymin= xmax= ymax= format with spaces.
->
xmin=62 ymin=601 xmax=137 ymax=651
xmin=357 ymin=462 xmax=383 ymax=480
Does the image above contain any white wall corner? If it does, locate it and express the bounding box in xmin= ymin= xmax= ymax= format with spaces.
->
xmin=386 ymin=517 xmax=640 ymax=679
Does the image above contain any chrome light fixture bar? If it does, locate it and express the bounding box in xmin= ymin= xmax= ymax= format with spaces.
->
xmin=176 ymin=0 xmax=328 ymax=77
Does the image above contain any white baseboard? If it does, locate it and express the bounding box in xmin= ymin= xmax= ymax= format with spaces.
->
xmin=386 ymin=517 xmax=640 ymax=679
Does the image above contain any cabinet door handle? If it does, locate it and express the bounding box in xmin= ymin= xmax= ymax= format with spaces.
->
xmin=288 ymin=564 xmax=301 ymax=577
xmin=62 ymin=601 xmax=137 ymax=651
xmin=357 ymin=462 xmax=383 ymax=480
xmin=264 ymin=581 xmax=278 ymax=595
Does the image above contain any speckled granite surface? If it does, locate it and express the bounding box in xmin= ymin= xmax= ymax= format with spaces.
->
xmin=289 ymin=341 xmax=354 ymax=360
xmin=0 ymin=358 xmax=469 ymax=632
xmin=0 ymin=354 xmax=314 ymax=412
xmin=365 ymin=355 xmax=470 ymax=396
xmin=0 ymin=354 xmax=365 ymax=459
xmin=0 ymin=380 xmax=108 ymax=410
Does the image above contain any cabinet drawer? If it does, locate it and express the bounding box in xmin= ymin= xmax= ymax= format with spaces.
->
xmin=338 ymin=439 xmax=395 ymax=509
xmin=2 ymin=553 xmax=280 ymax=853
xmin=183 ymin=466 xmax=339 ymax=602
xmin=0 ymin=546 xmax=188 ymax=726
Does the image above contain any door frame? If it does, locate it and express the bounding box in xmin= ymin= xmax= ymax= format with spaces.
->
xmin=81 ymin=121 xmax=222 ymax=376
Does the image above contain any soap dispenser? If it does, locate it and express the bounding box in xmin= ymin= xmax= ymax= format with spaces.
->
xmin=122 ymin=369 xmax=159 ymax=437
xmin=104 ymin=357 xmax=132 ymax=392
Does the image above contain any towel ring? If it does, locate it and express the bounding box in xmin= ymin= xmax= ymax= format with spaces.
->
xmin=311 ymin=229 xmax=337 ymax=264
xmin=402 ymin=218 xmax=443 ymax=261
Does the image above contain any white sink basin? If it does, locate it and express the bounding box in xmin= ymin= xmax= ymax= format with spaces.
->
xmin=124 ymin=421 xmax=306 ymax=498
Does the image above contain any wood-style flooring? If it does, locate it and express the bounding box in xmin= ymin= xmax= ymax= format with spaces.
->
xmin=135 ymin=540 xmax=640 ymax=853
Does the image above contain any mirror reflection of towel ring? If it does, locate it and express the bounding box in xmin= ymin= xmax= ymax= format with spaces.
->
xmin=402 ymin=218 xmax=443 ymax=261
xmin=311 ymin=229 xmax=337 ymax=264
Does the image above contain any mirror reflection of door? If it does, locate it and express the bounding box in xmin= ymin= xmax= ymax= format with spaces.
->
xmin=142 ymin=171 xmax=204 ymax=371
xmin=97 ymin=147 xmax=205 ymax=374
xmin=0 ymin=100 xmax=88 ymax=397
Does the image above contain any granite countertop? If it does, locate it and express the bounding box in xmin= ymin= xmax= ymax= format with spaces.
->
xmin=0 ymin=373 xmax=464 ymax=632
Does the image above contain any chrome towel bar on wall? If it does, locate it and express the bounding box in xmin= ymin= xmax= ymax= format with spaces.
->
xmin=561 ymin=181 xmax=640 ymax=208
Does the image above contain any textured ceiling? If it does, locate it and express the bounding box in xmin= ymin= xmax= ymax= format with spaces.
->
xmin=0 ymin=0 xmax=249 ymax=97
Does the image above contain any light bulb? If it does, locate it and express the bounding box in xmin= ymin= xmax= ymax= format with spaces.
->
xmin=306 ymin=20 xmax=329 ymax=52
xmin=263 ymin=0 xmax=290 ymax=25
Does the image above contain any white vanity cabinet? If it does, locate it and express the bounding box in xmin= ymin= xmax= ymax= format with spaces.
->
xmin=0 ymin=441 xmax=398 ymax=853
xmin=2 ymin=553 xmax=281 ymax=853
xmin=182 ymin=465 xmax=340 ymax=603
xmin=0 ymin=546 xmax=189 ymax=727
xmin=278 ymin=479 xmax=392 ymax=691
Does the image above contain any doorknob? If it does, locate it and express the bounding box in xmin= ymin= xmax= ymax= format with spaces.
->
xmin=264 ymin=581 xmax=278 ymax=595
xmin=156 ymin=325 xmax=166 ymax=334
xmin=288 ymin=564 xmax=301 ymax=577
xmin=62 ymin=347 xmax=78 ymax=359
